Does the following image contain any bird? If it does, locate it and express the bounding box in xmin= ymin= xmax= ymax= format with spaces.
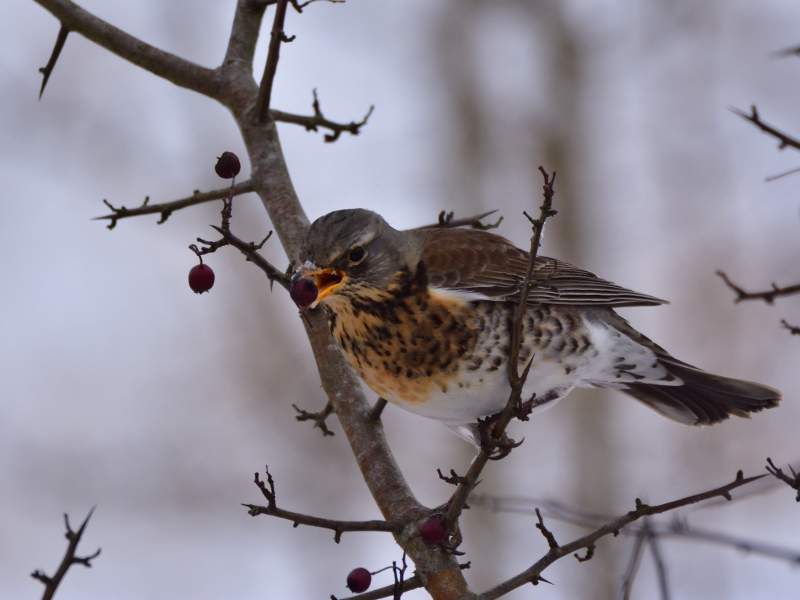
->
xmin=289 ymin=208 xmax=780 ymax=442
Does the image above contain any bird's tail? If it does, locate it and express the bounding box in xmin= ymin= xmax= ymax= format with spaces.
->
xmin=622 ymin=357 xmax=780 ymax=426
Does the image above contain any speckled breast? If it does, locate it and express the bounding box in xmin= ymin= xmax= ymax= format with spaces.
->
xmin=321 ymin=270 xmax=594 ymax=424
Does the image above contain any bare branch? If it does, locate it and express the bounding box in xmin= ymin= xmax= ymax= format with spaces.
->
xmin=412 ymin=209 xmax=502 ymax=231
xmin=223 ymin=0 xmax=268 ymax=69
xmin=333 ymin=577 xmax=423 ymax=600
xmin=478 ymin=471 xmax=766 ymax=599
xmin=31 ymin=507 xmax=101 ymax=600
xmin=33 ymin=0 xmax=221 ymax=98
xmin=271 ymin=90 xmax=374 ymax=142
xmin=781 ymin=319 xmax=800 ymax=336
xmin=766 ymin=458 xmax=800 ymax=502
xmin=647 ymin=525 xmax=671 ymax=600
xmin=730 ymin=105 xmax=800 ymax=152
xmin=38 ymin=24 xmax=69 ymax=99
xmin=471 ymin=493 xmax=800 ymax=565
xmin=620 ymin=528 xmax=648 ymax=600
xmin=368 ymin=397 xmax=388 ymax=421
xmin=94 ymin=180 xmax=255 ymax=229
xmin=444 ymin=168 xmax=558 ymax=539
xmin=715 ymin=270 xmax=800 ymax=304
xmin=244 ymin=468 xmax=403 ymax=543
xmin=256 ymin=0 xmax=291 ymax=122
xmin=293 ymin=401 xmax=336 ymax=436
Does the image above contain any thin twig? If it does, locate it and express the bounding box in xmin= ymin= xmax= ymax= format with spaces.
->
xmin=780 ymin=319 xmax=800 ymax=336
xmin=39 ymin=24 xmax=70 ymax=99
xmin=715 ymin=270 xmax=800 ymax=304
xmin=477 ymin=471 xmax=767 ymax=599
xmin=369 ymin=398 xmax=388 ymax=421
xmin=293 ymin=401 xmax=335 ymax=436
xmin=31 ymin=507 xmax=101 ymax=600
xmin=244 ymin=467 xmax=403 ymax=543
xmin=94 ymin=180 xmax=255 ymax=229
xmin=272 ymin=90 xmax=374 ymax=142
xmin=470 ymin=493 xmax=800 ymax=564
xmin=730 ymin=105 xmax=800 ymax=152
xmin=766 ymin=458 xmax=800 ymax=502
xmin=256 ymin=0 xmax=291 ymax=122
xmin=413 ymin=209 xmax=501 ymax=230
xmin=647 ymin=521 xmax=671 ymax=600
xmin=443 ymin=168 xmax=557 ymax=540
xmin=34 ymin=0 xmax=221 ymax=98
xmin=620 ymin=528 xmax=648 ymax=600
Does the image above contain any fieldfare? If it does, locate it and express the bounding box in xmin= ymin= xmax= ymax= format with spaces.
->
xmin=290 ymin=209 xmax=780 ymax=440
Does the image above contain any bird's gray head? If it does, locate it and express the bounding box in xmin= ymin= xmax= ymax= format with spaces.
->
xmin=291 ymin=209 xmax=418 ymax=308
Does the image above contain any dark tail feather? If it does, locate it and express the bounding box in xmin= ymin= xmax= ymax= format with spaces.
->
xmin=623 ymin=361 xmax=781 ymax=426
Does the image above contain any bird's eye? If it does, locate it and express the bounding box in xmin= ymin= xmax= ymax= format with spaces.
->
xmin=348 ymin=246 xmax=366 ymax=263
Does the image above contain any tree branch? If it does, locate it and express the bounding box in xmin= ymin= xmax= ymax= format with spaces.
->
xmin=38 ymin=24 xmax=69 ymax=99
xmin=478 ymin=471 xmax=766 ymax=599
xmin=223 ymin=0 xmax=268 ymax=69
xmin=780 ymin=319 xmax=800 ymax=336
xmin=245 ymin=468 xmax=403 ymax=543
xmin=333 ymin=575 xmax=423 ymax=600
xmin=256 ymin=0 xmax=291 ymax=122
xmin=31 ymin=508 xmax=101 ymax=600
xmin=730 ymin=105 xmax=800 ymax=152
xmin=33 ymin=0 xmax=222 ymax=98
xmin=715 ymin=270 xmax=800 ymax=304
xmin=766 ymin=458 xmax=800 ymax=502
xmin=412 ymin=209 xmax=503 ymax=231
xmin=271 ymin=89 xmax=374 ymax=142
xmin=94 ymin=180 xmax=255 ymax=229
xmin=444 ymin=168 xmax=558 ymax=539
xmin=293 ymin=400 xmax=336 ymax=436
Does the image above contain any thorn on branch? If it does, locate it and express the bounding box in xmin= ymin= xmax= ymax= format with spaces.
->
xmin=368 ymin=397 xmax=388 ymax=421
xmin=766 ymin=458 xmax=800 ymax=501
xmin=293 ymin=401 xmax=336 ymax=436
xmin=39 ymin=24 xmax=70 ymax=100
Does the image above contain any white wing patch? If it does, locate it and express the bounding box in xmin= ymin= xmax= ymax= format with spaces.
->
xmin=428 ymin=286 xmax=494 ymax=305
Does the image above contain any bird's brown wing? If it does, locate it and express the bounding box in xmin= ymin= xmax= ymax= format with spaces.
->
xmin=416 ymin=228 xmax=666 ymax=307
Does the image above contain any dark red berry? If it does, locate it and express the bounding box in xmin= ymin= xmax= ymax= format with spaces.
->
xmin=289 ymin=277 xmax=318 ymax=307
xmin=346 ymin=568 xmax=371 ymax=593
xmin=420 ymin=517 xmax=447 ymax=544
xmin=215 ymin=151 xmax=241 ymax=179
xmin=189 ymin=263 xmax=215 ymax=294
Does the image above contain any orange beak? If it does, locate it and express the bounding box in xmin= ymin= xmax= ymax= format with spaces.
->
xmin=295 ymin=266 xmax=346 ymax=307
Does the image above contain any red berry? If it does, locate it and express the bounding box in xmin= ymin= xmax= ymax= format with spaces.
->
xmin=215 ymin=151 xmax=241 ymax=179
xmin=189 ymin=263 xmax=215 ymax=294
xmin=420 ymin=517 xmax=447 ymax=544
xmin=289 ymin=277 xmax=318 ymax=307
xmin=346 ymin=568 xmax=371 ymax=593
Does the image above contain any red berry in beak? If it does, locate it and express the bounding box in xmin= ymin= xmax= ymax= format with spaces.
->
xmin=215 ymin=151 xmax=241 ymax=178
xmin=420 ymin=517 xmax=447 ymax=544
xmin=346 ymin=568 xmax=371 ymax=593
xmin=290 ymin=277 xmax=318 ymax=307
xmin=189 ymin=264 xmax=215 ymax=294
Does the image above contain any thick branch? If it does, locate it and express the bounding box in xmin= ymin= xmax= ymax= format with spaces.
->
xmin=245 ymin=469 xmax=402 ymax=543
xmin=94 ymin=180 xmax=255 ymax=229
xmin=223 ymin=0 xmax=268 ymax=69
xmin=34 ymin=0 xmax=221 ymax=98
xmin=31 ymin=508 xmax=101 ymax=600
xmin=730 ymin=105 xmax=800 ymax=152
xmin=716 ymin=270 xmax=800 ymax=304
xmin=478 ymin=471 xmax=766 ymax=599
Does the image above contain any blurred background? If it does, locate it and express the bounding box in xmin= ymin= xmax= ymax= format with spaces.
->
xmin=1 ymin=0 xmax=799 ymax=598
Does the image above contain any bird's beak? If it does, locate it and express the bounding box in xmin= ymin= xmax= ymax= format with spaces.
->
xmin=295 ymin=266 xmax=347 ymax=306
